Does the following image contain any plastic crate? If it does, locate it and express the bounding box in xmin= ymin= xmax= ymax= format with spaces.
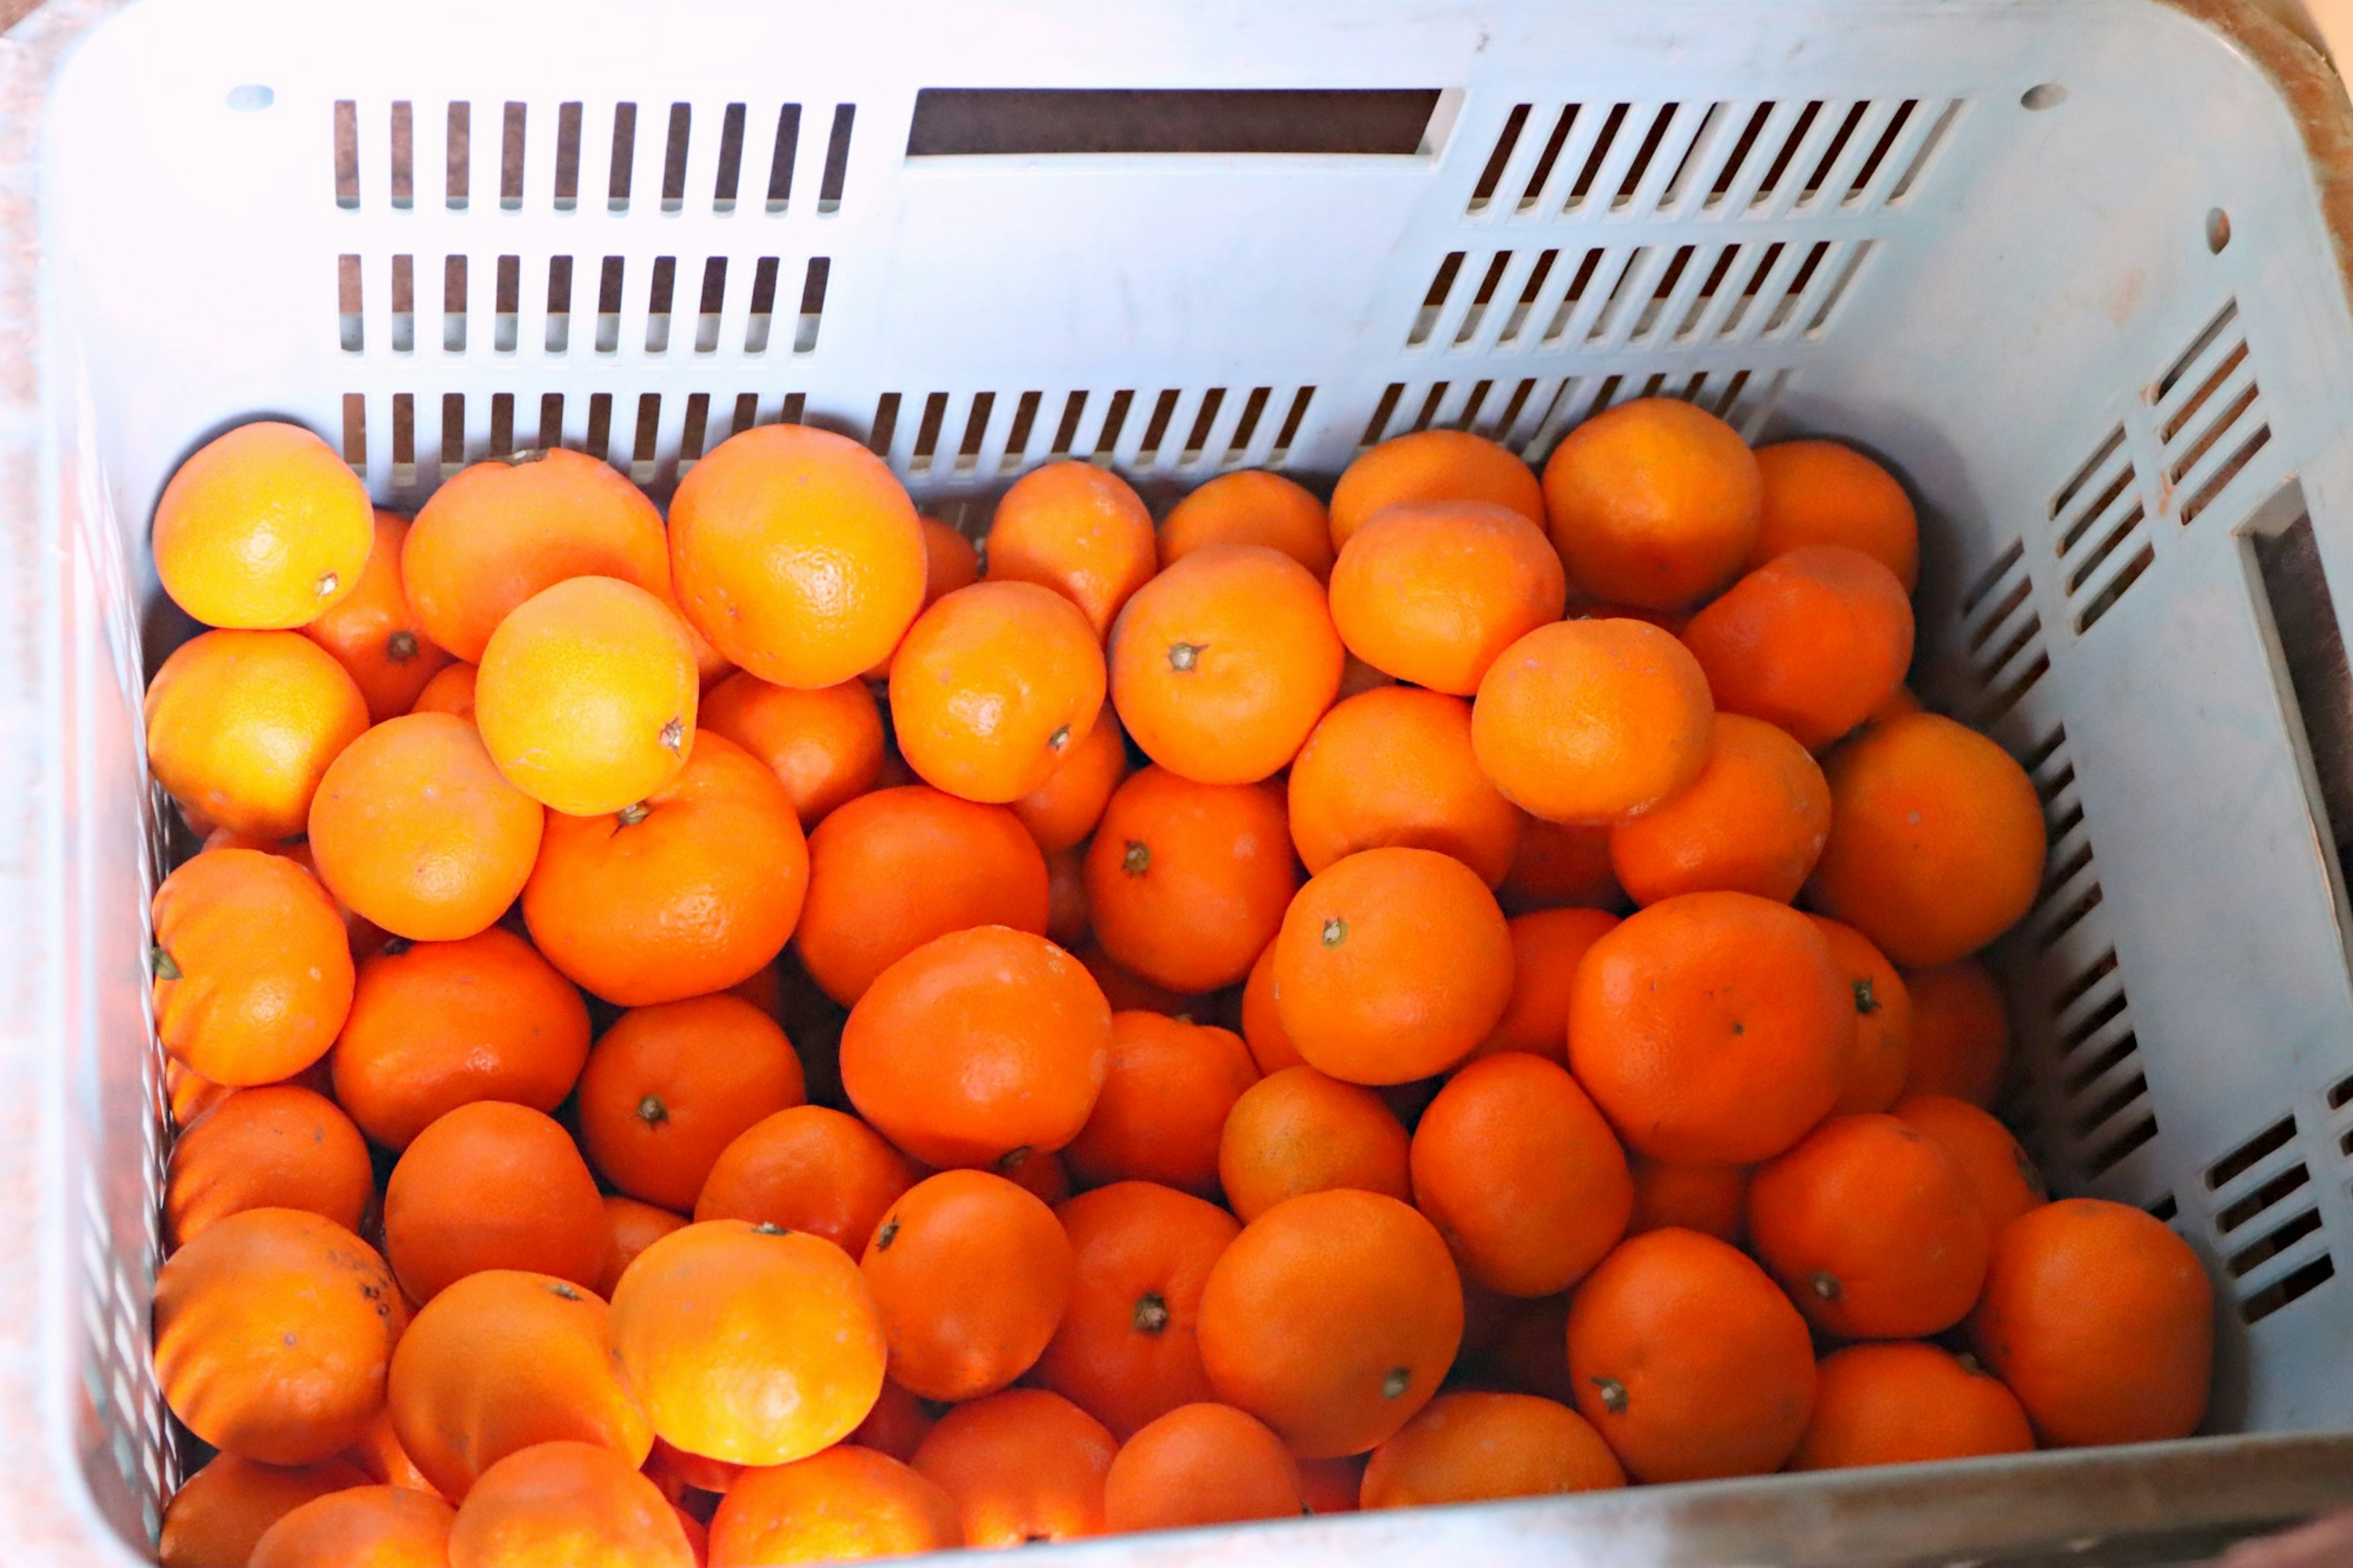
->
xmin=7 ymin=0 xmax=2353 ymax=1561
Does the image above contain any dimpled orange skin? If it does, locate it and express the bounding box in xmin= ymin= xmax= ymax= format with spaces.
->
xmin=1750 ymin=440 xmax=1920 ymax=590
xmin=1811 ymin=915 xmax=1913 ymax=1115
xmin=890 ymin=580 xmax=1108 ymax=803
xmin=1064 ymin=1013 xmax=1261 ymax=1197
xmin=1567 ymin=892 xmax=1851 ymax=1164
xmin=1328 ymin=430 xmax=1547 ymax=551
xmin=576 ymin=994 xmax=808 ymax=1211
xmin=1681 ymin=545 xmax=1915 ymax=751
xmin=165 ymin=1085 xmax=373 ymax=1249
xmin=308 ymin=713 xmax=546 ymax=942
xmin=248 ymin=1485 xmax=455 ymax=1568
xmin=445 ymin=1440 xmax=695 ymax=1568
xmin=146 ymin=630 xmax=371 ymax=839
xmin=1809 ymin=713 xmax=2048 ymax=968
xmin=1109 ymin=544 xmax=1346 ymax=785
xmin=697 ymin=673 xmax=885 ymax=827
xmin=596 ymin=1197 xmax=688 ymax=1298
xmin=152 ymin=849 xmax=356 ymax=1086
xmin=840 ymin=925 xmax=1113 ymax=1169
xmin=911 ymin=1388 xmax=1118 ymax=1547
xmin=983 ymin=460 xmax=1159 ymax=640
xmin=608 ymin=1220 xmax=887 ymax=1466
xmin=863 ymin=1170 xmax=1076 ymax=1403
xmin=402 ymin=450 xmax=671 ymax=664
xmin=411 ymin=662 xmax=477 ymax=721
xmin=1328 ymin=501 xmax=1567 ymax=696
xmin=1540 ymin=398 xmax=1762 ymax=611
xmin=1893 ymin=1093 xmax=2048 ymax=1233
xmin=1790 ymin=1342 xmax=2033 ymax=1470
xmin=1902 ymin=959 xmax=2012 ymax=1106
xmin=1103 ymin=1403 xmax=1305 ymax=1531
xmin=1969 ymin=1199 xmax=2214 ymax=1447
xmin=382 ymin=1102 xmax=608 ymax=1303
xmin=1608 ymin=714 xmax=1831 ymax=907
xmin=1472 ymin=619 xmax=1715 ymax=825
xmin=696 ymin=1104 xmax=917 ymax=1256
xmin=1469 ymin=908 xmax=1619 ymax=1065
xmin=1086 ymin=766 xmax=1298 ymax=994
xmin=159 ymin=1454 xmax=372 ymax=1568
xmin=1412 ymin=1053 xmax=1634 ymax=1298
xmin=1360 ymin=1393 xmax=1626 ymax=1507
xmin=1565 ymin=1227 xmax=1816 ymax=1482
xmin=1289 ymin=687 xmax=1523 ymax=888
xmin=523 ymin=731 xmax=809 ymax=1007
xmin=303 ymin=512 xmax=456 ymax=722
xmin=1218 ymin=1066 xmax=1414 ymax=1225
xmin=667 ymin=424 xmax=928 ymax=687
xmin=154 ymin=421 xmax=375 ymax=630
xmin=154 ymin=1208 xmax=407 ymax=1465
xmin=1161 ymin=470 xmax=1336 ymax=580
xmin=1197 ymin=1189 xmax=1464 ymax=1458
xmin=474 ymin=576 xmax=700 ymax=817
xmin=1014 ymin=703 xmax=1129 ymax=853
xmin=708 ymin=1447 xmax=964 ymax=1566
xmin=1272 ymin=847 xmax=1515 ymax=1086
xmin=387 ymin=1270 xmax=654 ymax=1501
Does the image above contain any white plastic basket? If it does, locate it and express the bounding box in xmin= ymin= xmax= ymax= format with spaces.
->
xmin=9 ymin=0 xmax=2353 ymax=1561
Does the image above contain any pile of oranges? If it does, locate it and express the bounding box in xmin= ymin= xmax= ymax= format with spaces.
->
xmin=142 ymin=401 xmax=2215 ymax=1568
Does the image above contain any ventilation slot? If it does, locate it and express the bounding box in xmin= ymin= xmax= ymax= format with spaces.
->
xmin=2205 ymin=1113 xmax=2335 ymax=1323
xmin=2050 ymin=423 xmax=2152 ymax=635
xmin=1958 ymin=539 xmax=2050 ymax=727
xmin=2156 ymin=301 xmax=2272 ymax=528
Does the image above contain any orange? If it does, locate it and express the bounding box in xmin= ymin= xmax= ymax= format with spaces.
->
xmin=1540 ymin=398 xmax=1760 ymax=610
xmin=983 ymin=460 xmax=1158 ymax=639
xmin=1272 ymin=847 xmax=1514 ymax=1085
xmin=1161 ymin=471 xmax=1335 ymax=580
xmin=1903 ymin=958 xmax=2011 ymax=1106
xmin=523 ymin=731 xmax=808 ymax=1006
xmin=1472 ymin=619 xmax=1714 ymax=824
xmin=597 ymin=1197 xmax=688 ymax=1298
xmin=199 ymin=826 xmax=388 ymax=959
xmin=152 ymin=849 xmax=355 ymax=1086
xmin=696 ymin=1105 xmax=915 ymax=1256
xmin=154 ymin=1208 xmax=404 ymax=1464
xmin=1086 ymin=766 xmax=1297 ymax=993
xmin=1810 ymin=915 xmax=1913 ymax=1114
xmin=909 ymin=1390 xmax=1116 ymax=1546
xmin=403 ymin=449 xmax=670 ymax=664
xmin=1970 ymin=1200 xmax=2213 ymax=1445
xmin=331 ymin=927 xmax=590 ymax=1149
xmin=161 ymin=1454 xmax=371 ymax=1568
xmin=388 ymin=1270 xmax=654 ymax=1500
xmin=577 ymin=994 xmax=807 ymax=1211
xmin=1750 ymin=440 xmax=1919 ymax=590
xmin=919 ymin=513 xmax=982 ymax=602
xmin=165 ymin=1085 xmax=372 ymax=1249
xmin=382 ymin=1102 xmax=606 ymax=1302
xmin=1809 ymin=713 xmax=2047 ymax=966
xmin=340 ymin=1408 xmax=442 ymax=1496
xmin=1288 ymin=687 xmax=1522 ymax=887
xmin=1412 ymin=1053 xmax=1632 ymax=1297
xmin=165 ymin=1056 xmax=237 ymax=1130
xmin=301 ymin=511 xmax=456 ymax=722
xmin=842 ymin=925 xmax=1111 ymax=1168
xmin=1006 ymin=1147 xmax=1073 ymax=1205
xmin=643 ymin=1435 xmax=738 ymax=1501
xmin=1608 ymin=714 xmax=1830 ymax=906
xmin=848 ymin=1381 xmax=946 ymax=1463
xmin=1565 ymin=1227 xmax=1814 ymax=1482
xmin=1360 ymin=1392 xmax=1624 ymax=1507
xmin=1036 ymin=1181 xmax=1241 ymax=1439
xmin=475 ymin=576 xmax=700 ymax=816
xmin=1329 ymin=430 xmax=1545 ymax=551
xmin=1199 ymin=1189 xmax=1463 ymax=1458
xmin=1328 ymin=501 xmax=1566 ymax=697
xmin=862 ymin=1169 xmax=1074 ymax=1401
xmin=1103 ymin=1403 xmax=1304 ymax=1531
xmin=1238 ymin=940 xmax=1303 ymax=1074
xmin=889 ymin=581 xmax=1107 ymax=803
xmin=1218 ymin=1065 xmax=1413 ymax=1224
xmin=1569 ymin=892 xmax=1851 ymax=1164
xmin=154 ymin=421 xmax=374 ymax=629
xmin=1500 ymin=818 xmax=1624 ymax=914
xmin=697 ymin=673 xmax=884 ymax=827
xmin=1749 ymin=1114 xmax=1990 ymax=1338
xmin=1012 ymin=703 xmax=1129 ymax=853
xmin=1109 ymin=544 xmax=1345 ymax=784
xmin=309 ymin=711 xmax=545 ymax=941
xmin=795 ymin=785 xmax=1048 ymax=1005
xmin=1790 ymin=1343 xmax=2032 ymax=1469
xmin=146 ymin=629 xmax=371 ymax=838
xmin=1472 ymin=908 xmax=1618 ymax=1064
xmin=608 ymin=1220 xmax=885 ymax=1466
xmin=411 ymin=662 xmax=477 ymax=721
xmin=1627 ymin=1157 xmax=1749 ymax=1246
xmin=249 ymin=1486 xmax=455 ymax=1568
xmin=1066 ymin=1012 xmax=1260 ymax=1195
xmin=1682 ymin=545 xmax=1914 ymax=749
xmin=1299 ymin=1456 xmax=1366 ymax=1514
xmin=672 ymin=425 xmax=926 ymax=687
xmin=445 ymin=1440 xmax=695 ymax=1568
xmin=1893 ymin=1094 xmax=2047 ymax=1233
xmin=1074 ymin=941 xmax=1203 ymax=1019
xmin=708 ymin=1447 xmax=961 ymax=1565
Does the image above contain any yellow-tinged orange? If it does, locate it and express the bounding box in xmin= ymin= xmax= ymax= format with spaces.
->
xmin=154 ymin=421 xmax=374 ymax=630
xmin=146 ymin=630 xmax=371 ymax=839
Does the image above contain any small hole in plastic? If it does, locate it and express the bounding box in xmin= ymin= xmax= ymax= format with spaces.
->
xmin=2021 ymin=84 xmax=2067 ymax=112
xmin=229 ymin=85 xmax=273 ymax=112
xmin=2207 ymin=209 xmax=2232 ymax=254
